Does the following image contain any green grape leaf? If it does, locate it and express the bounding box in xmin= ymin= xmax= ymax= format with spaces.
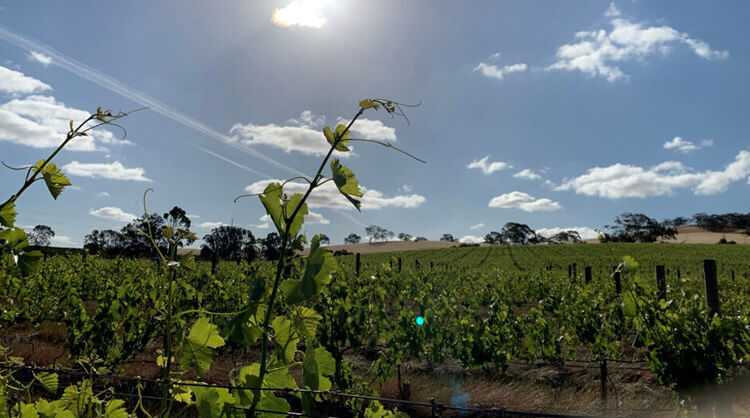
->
xmin=301 ymin=345 xmax=335 ymax=414
xmin=103 ymin=399 xmax=128 ymax=418
xmin=223 ymin=304 xmax=264 ymax=347
xmin=0 ymin=227 xmax=28 ymax=249
xmin=249 ymin=277 xmax=266 ymax=301
xmin=34 ymin=372 xmax=58 ymax=394
xmin=18 ymin=403 xmax=39 ymax=418
xmin=256 ymin=394 xmax=291 ymax=418
xmin=33 ymin=161 xmax=71 ymax=200
xmin=358 ymin=99 xmax=380 ymax=110
xmin=271 ymin=316 xmax=298 ymax=364
xmin=323 ymin=125 xmax=350 ymax=152
xmin=18 ymin=251 xmax=43 ymax=276
xmin=283 ymin=193 xmax=308 ymax=238
xmin=0 ymin=201 xmax=17 ymax=227
xmin=259 ymin=183 xmax=284 ymax=234
xmin=180 ymin=251 xmax=197 ymax=271
xmin=330 ymin=159 xmax=362 ymax=211
xmin=192 ymin=385 xmax=234 ymax=418
xmin=292 ymin=306 xmax=322 ymax=339
xmin=281 ymin=235 xmax=336 ymax=304
xmin=181 ymin=317 xmax=225 ymax=376
xmin=264 ymin=367 xmax=298 ymax=391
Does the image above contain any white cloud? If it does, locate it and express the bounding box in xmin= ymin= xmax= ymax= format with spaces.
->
xmin=62 ymin=161 xmax=151 ymax=182
xmin=0 ymin=65 xmax=51 ymax=93
xmin=488 ymin=191 xmax=562 ymax=212
xmin=473 ymin=62 xmax=528 ymax=81
xmin=513 ymin=169 xmax=542 ymax=180
xmin=305 ymin=210 xmax=330 ymax=225
xmin=90 ymin=207 xmax=136 ymax=222
xmin=251 ymin=214 xmax=272 ymax=229
xmin=27 ymin=52 xmax=52 ymax=67
xmin=556 ymin=150 xmax=750 ymax=198
xmin=469 ymin=223 xmax=485 ymax=230
xmin=459 ymin=235 xmax=484 ymax=244
xmin=245 ymin=179 xmax=425 ymax=210
xmin=187 ymin=213 xmax=201 ymax=219
xmin=198 ymin=221 xmax=228 ymax=229
xmin=399 ymin=184 xmax=413 ymax=193
xmin=0 ymin=95 xmax=126 ymax=151
xmin=231 ymin=111 xmax=395 ymax=157
xmin=536 ymin=226 xmax=600 ymax=240
xmin=51 ymin=235 xmax=74 ymax=246
xmin=604 ymin=2 xmax=620 ymax=17
xmin=663 ymin=136 xmax=713 ymax=153
xmin=548 ymin=17 xmax=728 ymax=82
xmin=337 ymin=117 xmax=397 ymax=141
xmin=467 ymin=156 xmax=512 ymax=175
xmin=271 ymin=0 xmax=330 ymax=28
xmin=96 ymin=192 xmax=110 ymax=198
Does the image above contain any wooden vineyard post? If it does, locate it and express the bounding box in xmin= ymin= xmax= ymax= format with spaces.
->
xmin=600 ymin=359 xmax=608 ymax=407
xmin=677 ymin=268 xmax=681 ymax=281
xmin=584 ymin=266 xmax=592 ymax=284
xmin=731 ymin=269 xmax=735 ymax=282
xmin=415 ymin=259 xmax=420 ymax=270
xmin=572 ymin=263 xmax=577 ymax=280
xmin=355 ymin=253 xmax=361 ymax=277
xmin=430 ymin=261 xmax=433 ymax=269
xmin=211 ymin=252 xmax=218 ymax=275
xmin=398 ymin=257 xmax=402 ymax=273
xmin=612 ymin=267 xmax=621 ymax=294
xmin=568 ymin=264 xmax=572 ymax=279
xmin=703 ymin=259 xmax=719 ymax=316
xmin=655 ymin=265 xmax=666 ymax=301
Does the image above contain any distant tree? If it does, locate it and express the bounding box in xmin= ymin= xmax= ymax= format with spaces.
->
xmin=440 ymin=233 xmax=457 ymax=242
xmin=414 ymin=236 xmax=428 ymax=241
xmin=602 ymin=213 xmax=677 ymax=243
xmin=668 ymin=216 xmax=689 ymax=227
xmin=365 ymin=225 xmax=394 ymax=243
xmin=84 ymin=229 xmax=124 ymax=256
xmin=201 ymin=226 xmax=254 ymax=261
xmin=344 ymin=233 xmax=361 ymax=244
xmin=549 ymin=230 xmax=582 ymax=244
xmin=318 ymin=234 xmax=330 ymax=245
xmin=162 ymin=206 xmax=195 ymax=247
xmin=261 ymin=232 xmax=282 ymax=260
xmin=28 ymin=225 xmax=55 ymax=246
xmin=119 ymin=213 xmax=168 ymax=257
xmin=501 ymin=222 xmax=537 ymax=244
xmin=484 ymin=231 xmax=505 ymax=245
xmin=398 ymin=232 xmax=412 ymax=241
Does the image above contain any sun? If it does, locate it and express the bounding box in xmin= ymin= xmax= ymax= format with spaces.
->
xmin=271 ymin=0 xmax=331 ymax=29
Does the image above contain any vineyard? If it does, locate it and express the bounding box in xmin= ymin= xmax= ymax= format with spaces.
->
xmin=2 ymin=242 xmax=749 ymax=416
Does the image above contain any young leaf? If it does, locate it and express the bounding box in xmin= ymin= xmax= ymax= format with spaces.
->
xmin=33 ymin=372 xmax=58 ymax=394
xmin=301 ymin=345 xmax=335 ymax=413
xmin=271 ymin=316 xmax=299 ymax=364
xmin=18 ymin=251 xmax=43 ymax=275
xmin=181 ymin=317 xmax=225 ymax=376
xmin=33 ymin=161 xmax=71 ymax=200
xmin=358 ymin=99 xmax=380 ymax=110
xmin=323 ymin=125 xmax=350 ymax=152
xmin=330 ymin=159 xmax=363 ymax=211
xmin=283 ymin=193 xmax=308 ymax=238
xmin=0 ymin=201 xmax=17 ymax=227
xmin=223 ymin=304 xmax=264 ymax=347
xmin=259 ymin=183 xmax=284 ymax=234
xmin=256 ymin=394 xmax=291 ymax=418
xmin=191 ymin=385 xmax=234 ymax=418
xmin=281 ymin=235 xmax=336 ymax=304
xmin=103 ymin=399 xmax=128 ymax=418
xmin=292 ymin=306 xmax=322 ymax=339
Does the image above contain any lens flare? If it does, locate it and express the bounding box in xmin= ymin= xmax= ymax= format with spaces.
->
xmin=415 ymin=316 xmax=425 ymax=326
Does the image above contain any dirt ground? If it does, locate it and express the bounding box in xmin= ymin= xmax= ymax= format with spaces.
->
xmin=4 ymin=321 xmax=750 ymax=417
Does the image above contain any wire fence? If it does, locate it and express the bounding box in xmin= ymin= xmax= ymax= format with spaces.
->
xmin=3 ymin=364 xmax=622 ymax=417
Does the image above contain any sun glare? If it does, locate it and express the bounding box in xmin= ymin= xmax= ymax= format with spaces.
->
xmin=271 ymin=0 xmax=331 ymax=28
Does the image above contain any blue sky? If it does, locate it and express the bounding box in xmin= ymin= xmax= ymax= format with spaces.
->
xmin=1 ymin=1 xmax=748 ymax=246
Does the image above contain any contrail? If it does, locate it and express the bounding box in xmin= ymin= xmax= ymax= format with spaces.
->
xmin=195 ymin=146 xmax=271 ymax=178
xmin=0 ymin=24 xmax=305 ymax=177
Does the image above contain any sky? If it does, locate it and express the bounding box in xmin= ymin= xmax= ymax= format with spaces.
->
xmin=1 ymin=0 xmax=749 ymax=247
